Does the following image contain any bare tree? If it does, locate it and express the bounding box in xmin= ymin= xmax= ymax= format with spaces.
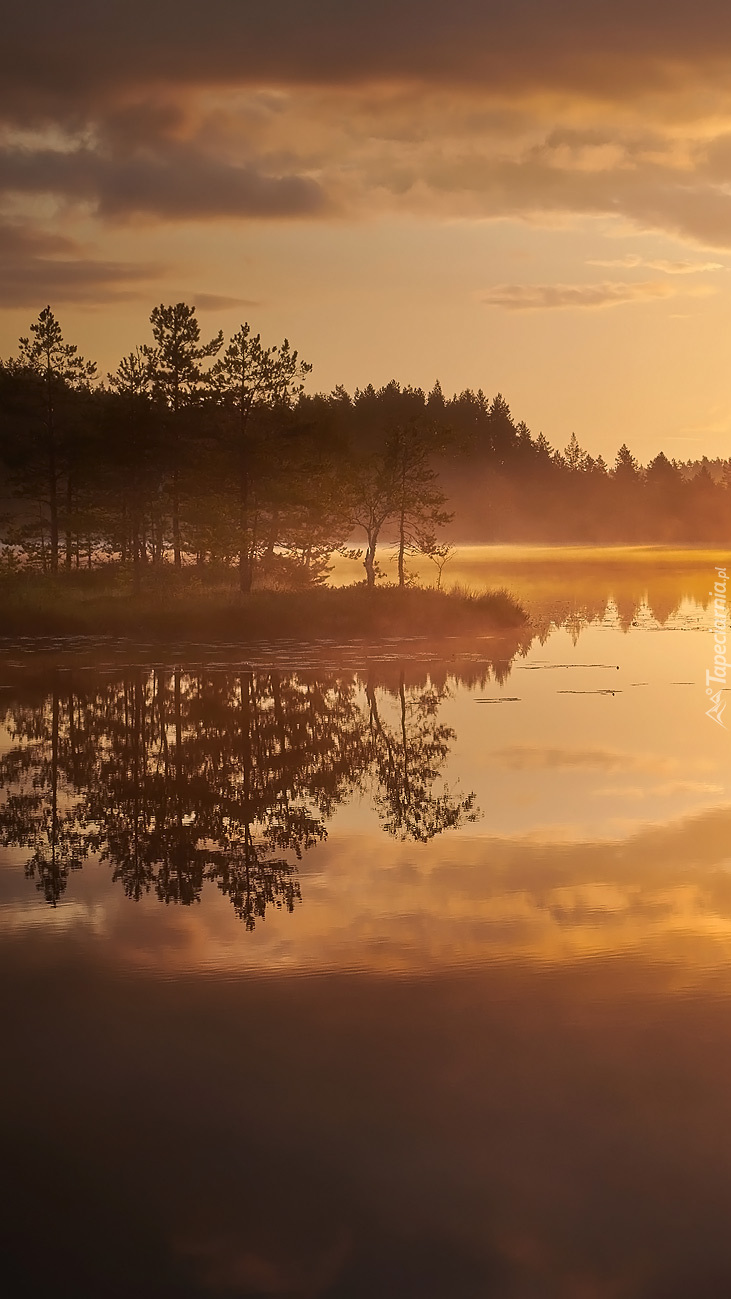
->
xmin=418 ymin=538 xmax=456 ymax=590
xmin=386 ymin=420 xmax=453 ymax=587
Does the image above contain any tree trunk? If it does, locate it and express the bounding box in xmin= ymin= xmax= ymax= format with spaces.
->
xmin=48 ymin=478 xmax=59 ymax=573
xmin=364 ymin=538 xmax=376 ymax=588
xmin=44 ymin=367 xmax=60 ymax=574
xmin=262 ymin=511 xmax=279 ymax=575
xmin=172 ymin=472 xmax=181 ymax=568
xmin=397 ymin=506 xmax=406 ymax=587
xmin=239 ymin=464 xmax=252 ymax=594
xmin=397 ymin=456 xmax=407 ymax=587
xmin=173 ymin=669 xmax=184 ymax=893
xmin=132 ymin=509 xmax=141 ymax=594
xmin=65 ymin=476 xmax=73 ymax=570
xmin=171 ymin=381 xmax=182 ymax=568
xmin=39 ymin=508 xmax=47 ymax=574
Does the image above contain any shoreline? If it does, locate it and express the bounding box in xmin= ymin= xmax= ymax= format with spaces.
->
xmin=0 ymin=576 xmax=527 ymax=642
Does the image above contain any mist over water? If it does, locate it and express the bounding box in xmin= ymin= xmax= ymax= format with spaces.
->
xmin=2 ymin=549 xmax=731 ymax=1297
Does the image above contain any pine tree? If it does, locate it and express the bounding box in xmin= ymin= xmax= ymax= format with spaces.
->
xmin=210 ymin=324 xmax=311 ymax=592
xmin=16 ymin=308 xmax=96 ymax=573
xmin=141 ymin=304 xmax=222 ymax=567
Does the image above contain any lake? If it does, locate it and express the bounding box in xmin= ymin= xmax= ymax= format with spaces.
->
xmin=2 ymin=547 xmax=731 ymax=1297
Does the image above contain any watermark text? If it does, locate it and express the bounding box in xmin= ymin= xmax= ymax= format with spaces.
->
xmin=706 ymin=565 xmax=727 ymax=728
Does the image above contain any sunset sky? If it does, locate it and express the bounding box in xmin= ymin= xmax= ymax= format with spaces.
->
xmin=4 ymin=1 xmax=731 ymax=460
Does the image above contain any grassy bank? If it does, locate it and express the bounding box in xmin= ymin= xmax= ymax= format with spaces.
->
xmin=0 ymin=571 xmax=527 ymax=641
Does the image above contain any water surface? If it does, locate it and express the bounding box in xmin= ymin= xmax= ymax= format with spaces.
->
xmin=3 ymin=550 xmax=731 ymax=1296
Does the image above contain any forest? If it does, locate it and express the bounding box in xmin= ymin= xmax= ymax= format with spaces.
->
xmin=0 ymin=303 xmax=727 ymax=596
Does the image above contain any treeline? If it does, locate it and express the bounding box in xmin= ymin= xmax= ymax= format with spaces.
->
xmin=0 ymin=305 xmax=451 ymax=589
xmin=0 ymin=304 xmax=727 ymax=583
xmin=442 ymin=423 xmax=731 ymax=544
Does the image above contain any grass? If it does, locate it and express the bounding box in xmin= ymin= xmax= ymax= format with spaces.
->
xmin=0 ymin=569 xmax=527 ymax=642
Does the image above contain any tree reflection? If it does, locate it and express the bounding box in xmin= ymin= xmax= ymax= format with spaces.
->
xmin=366 ymin=670 xmax=477 ymax=841
xmin=0 ymin=662 xmax=482 ymax=926
xmin=0 ymin=680 xmax=88 ymax=903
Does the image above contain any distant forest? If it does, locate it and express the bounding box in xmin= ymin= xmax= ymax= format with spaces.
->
xmin=0 ymin=304 xmax=726 ymax=589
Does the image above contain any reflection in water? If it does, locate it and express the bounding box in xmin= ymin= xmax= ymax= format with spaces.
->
xmin=513 ymin=557 xmax=721 ymax=637
xmin=4 ymin=554 xmax=731 ymax=1297
xmin=335 ymin=543 xmax=725 ymax=634
xmin=0 ymin=667 xmax=477 ymax=925
xmin=366 ymin=676 xmax=476 ymax=840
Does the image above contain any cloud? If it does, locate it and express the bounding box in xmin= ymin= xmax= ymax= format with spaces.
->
xmin=594 ymin=781 xmax=723 ymax=799
xmin=0 ymin=143 xmax=329 ymax=222
xmin=192 ymin=294 xmax=261 ymax=311
xmin=0 ymin=222 xmax=163 ymax=307
xmin=4 ymin=4 xmax=731 ymax=248
xmin=4 ymin=2 xmax=731 ymax=112
xmin=588 ymin=254 xmax=724 ymax=272
xmin=649 ymin=259 xmax=723 ymax=272
xmin=490 ymin=745 xmax=712 ymax=774
xmin=377 ymin=135 xmax=731 ymax=248
xmin=480 ymin=280 xmax=685 ymax=310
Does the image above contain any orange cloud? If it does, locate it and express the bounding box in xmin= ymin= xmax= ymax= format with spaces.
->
xmin=0 ymin=222 xmax=163 ymax=306
xmin=480 ymin=280 xmax=687 ymax=310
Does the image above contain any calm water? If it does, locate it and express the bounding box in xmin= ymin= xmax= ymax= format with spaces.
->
xmin=3 ymin=551 xmax=731 ymax=1297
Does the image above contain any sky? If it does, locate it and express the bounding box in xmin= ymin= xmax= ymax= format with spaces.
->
xmin=3 ymin=1 xmax=731 ymax=461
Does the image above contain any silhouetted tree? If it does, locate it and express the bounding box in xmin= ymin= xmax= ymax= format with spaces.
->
xmin=3 ymin=300 xmax=729 ymax=563
xmin=346 ymin=455 xmax=396 ymax=587
xmin=8 ymin=309 xmax=97 ymax=572
xmin=141 ymin=304 xmax=222 ymax=566
xmin=106 ymin=348 xmax=162 ymax=585
xmin=209 ymin=324 xmax=311 ymax=591
xmin=387 ymin=421 xmax=452 ymax=587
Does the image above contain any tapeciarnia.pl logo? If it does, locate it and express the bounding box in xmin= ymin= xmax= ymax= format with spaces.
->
xmin=706 ymin=565 xmax=728 ymax=728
